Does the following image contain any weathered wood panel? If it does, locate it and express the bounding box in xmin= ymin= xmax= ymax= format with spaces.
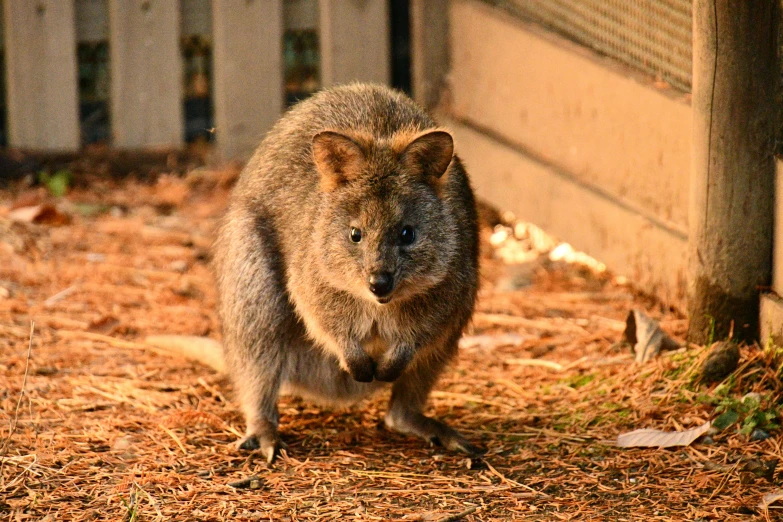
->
xmin=109 ymin=0 xmax=183 ymax=148
xmin=687 ymin=0 xmax=777 ymax=343
xmin=4 ymin=0 xmax=80 ymax=150
xmin=319 ymin=0 xmax=390 ymax=87
xmin=410 ymin=0 xmax=449 ymax=109
xmin=212 ymin=0 xmax=283 ymax=160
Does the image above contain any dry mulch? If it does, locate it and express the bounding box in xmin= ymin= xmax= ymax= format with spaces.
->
xmin=1 ymin=167 xmax=781 ymax=521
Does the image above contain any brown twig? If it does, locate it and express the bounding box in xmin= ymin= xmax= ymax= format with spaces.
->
xmin=434 ymin=506 xmax=478 ymax=522
xmin=0 ymin=321 xmax=34 ymax=489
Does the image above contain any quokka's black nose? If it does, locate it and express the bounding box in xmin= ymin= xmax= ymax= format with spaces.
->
xmin=368 ymin=272 xmax=394 ymax=297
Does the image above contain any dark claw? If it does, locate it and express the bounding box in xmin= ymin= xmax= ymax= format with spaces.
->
xmin=236 ymin=433 xmax=286 ymax=463
xmin=237 ymin=435 xmax=260 ymax=451
xmin=430 ymin=432 xmax=486 ymax=456
xmin=455 ymin=439 xmax=488 ymax=457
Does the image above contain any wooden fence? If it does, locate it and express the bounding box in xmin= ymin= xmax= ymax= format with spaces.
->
xmin=2 ymin=0 xmax=390 ymax=160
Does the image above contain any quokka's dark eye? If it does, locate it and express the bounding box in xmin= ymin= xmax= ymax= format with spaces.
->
xmin=399 ymin=225 xmax=416 ymax=245
xmin=349 ymin=227 xmax=362 ymax=243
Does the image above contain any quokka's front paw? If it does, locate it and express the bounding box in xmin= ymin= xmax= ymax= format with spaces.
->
xmin=236 ymin=431 xmax=286 ymax=464
xmin=375 ymin=344 xmax=414 ymax=382
xmin=344 ymin=342 xmax=375 ymax=382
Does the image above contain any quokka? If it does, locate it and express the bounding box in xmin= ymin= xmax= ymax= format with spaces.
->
xmin=213 ymin=83 xmax=482 ymax=462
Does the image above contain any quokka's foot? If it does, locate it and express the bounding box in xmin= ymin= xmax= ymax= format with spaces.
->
xmin=236 ymin=432 xmax=286 ymax=464
xmin=431 ymin=426 xmax=487 ymax=456
xmin=385 ymin=410 xmax=486 ymax=456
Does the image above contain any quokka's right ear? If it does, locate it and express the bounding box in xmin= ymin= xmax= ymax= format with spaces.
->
xmin=399 ymin=130 xmax=454 ymax=181
xmin=312 ymin=131 xmax=367 ymax=191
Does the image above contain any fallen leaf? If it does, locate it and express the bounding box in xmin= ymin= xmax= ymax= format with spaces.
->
xmin=168 ymin=259 xmax=189 ymax=273
xmin=228 ymin=475 xmax=264 ymax=490
xmin=8 ymin=204 xmax=70 ymax=226
xmin=617 ymin=421 xmax=711 ymax=448
xmin=759 ymin=490 xmax=783 ymax=511
xmin=504 ymin=358 xmax=564 ymax=371
xmin=624 ymin=309 xmax=680 ymax=363
xmin=88 ymin=315 xmax=121 ymax=335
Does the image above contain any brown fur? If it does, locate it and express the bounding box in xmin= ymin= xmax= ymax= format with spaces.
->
xmin=213 ymin=83 xmax=481 ymax=462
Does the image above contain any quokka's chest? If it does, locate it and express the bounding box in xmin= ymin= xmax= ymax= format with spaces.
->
xmin=351 ymin=310 xmax=418 ymax=358
xmin=360 ymin=324 xmax=393 ymax=359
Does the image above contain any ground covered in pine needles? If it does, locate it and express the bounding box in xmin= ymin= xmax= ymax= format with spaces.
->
xmin=1 ymin=162 xmax=782 ymax=521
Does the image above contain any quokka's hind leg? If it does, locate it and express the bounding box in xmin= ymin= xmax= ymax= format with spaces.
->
xmin=383 ymin=343 xmax=486 ymax=456
xmin=228 ymin=346 xmax=286 ymax=463
xmin=221 ymin=293 xmax=292 ymax=463
xmin=216 ymin=209 xmax=296 ymax=463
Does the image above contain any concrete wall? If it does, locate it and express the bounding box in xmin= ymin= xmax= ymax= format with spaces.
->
xmin=447 ymin=0 xmax=692 ymax=309
xmin=761 ymin=159 xmax=783 ymax=346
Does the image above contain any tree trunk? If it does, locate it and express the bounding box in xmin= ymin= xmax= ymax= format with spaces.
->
xmin=688 ymin=0 xmax=778 ymax=344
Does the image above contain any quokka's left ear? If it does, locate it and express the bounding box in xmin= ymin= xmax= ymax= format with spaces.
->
xmin=399 ymin=130 xmax=454 ymax=180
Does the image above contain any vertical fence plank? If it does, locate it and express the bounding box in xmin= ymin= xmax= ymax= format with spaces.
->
xmin=4 ymin=0 xmax=80 ymax=150
xmin=319 ymin=0 xmax=390 ymax=87
xmin=410 ymin=0 xmax=449 ymax=110
xmin=212 ymin=0 xmax=283 ymax=161
xmin=109 ymin=0 xmax=183 ymax=148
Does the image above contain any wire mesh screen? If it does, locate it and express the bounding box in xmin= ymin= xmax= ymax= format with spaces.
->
xmin=483 ymin=0 xmax=693 ymax=93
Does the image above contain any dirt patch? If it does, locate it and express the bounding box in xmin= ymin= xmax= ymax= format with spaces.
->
xmin=0 ymin=170 xmax=780 ymax=520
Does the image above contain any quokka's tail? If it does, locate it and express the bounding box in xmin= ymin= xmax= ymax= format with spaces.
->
xmin=145 ymin=335 xmax=226 ymax=373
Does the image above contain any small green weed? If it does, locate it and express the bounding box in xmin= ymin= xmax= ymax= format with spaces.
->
xmin=709 ymin=391 xmax=780 ymax=435
xmin=72 ymin=202 xmax=111 ymax=217
xmin=704 ymin=314 xmax=717 ymax=346
xmin=561 ymin=373 xmax=595 ymax=389
xmin=38 ymin=169 xmax=72 ymax=198
xmin=763 ymin=339 xmax=783 ymax=380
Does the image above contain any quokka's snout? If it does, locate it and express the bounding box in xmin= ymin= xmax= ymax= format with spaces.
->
xmin=368 ymin=271 xmax=394 ymax=299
